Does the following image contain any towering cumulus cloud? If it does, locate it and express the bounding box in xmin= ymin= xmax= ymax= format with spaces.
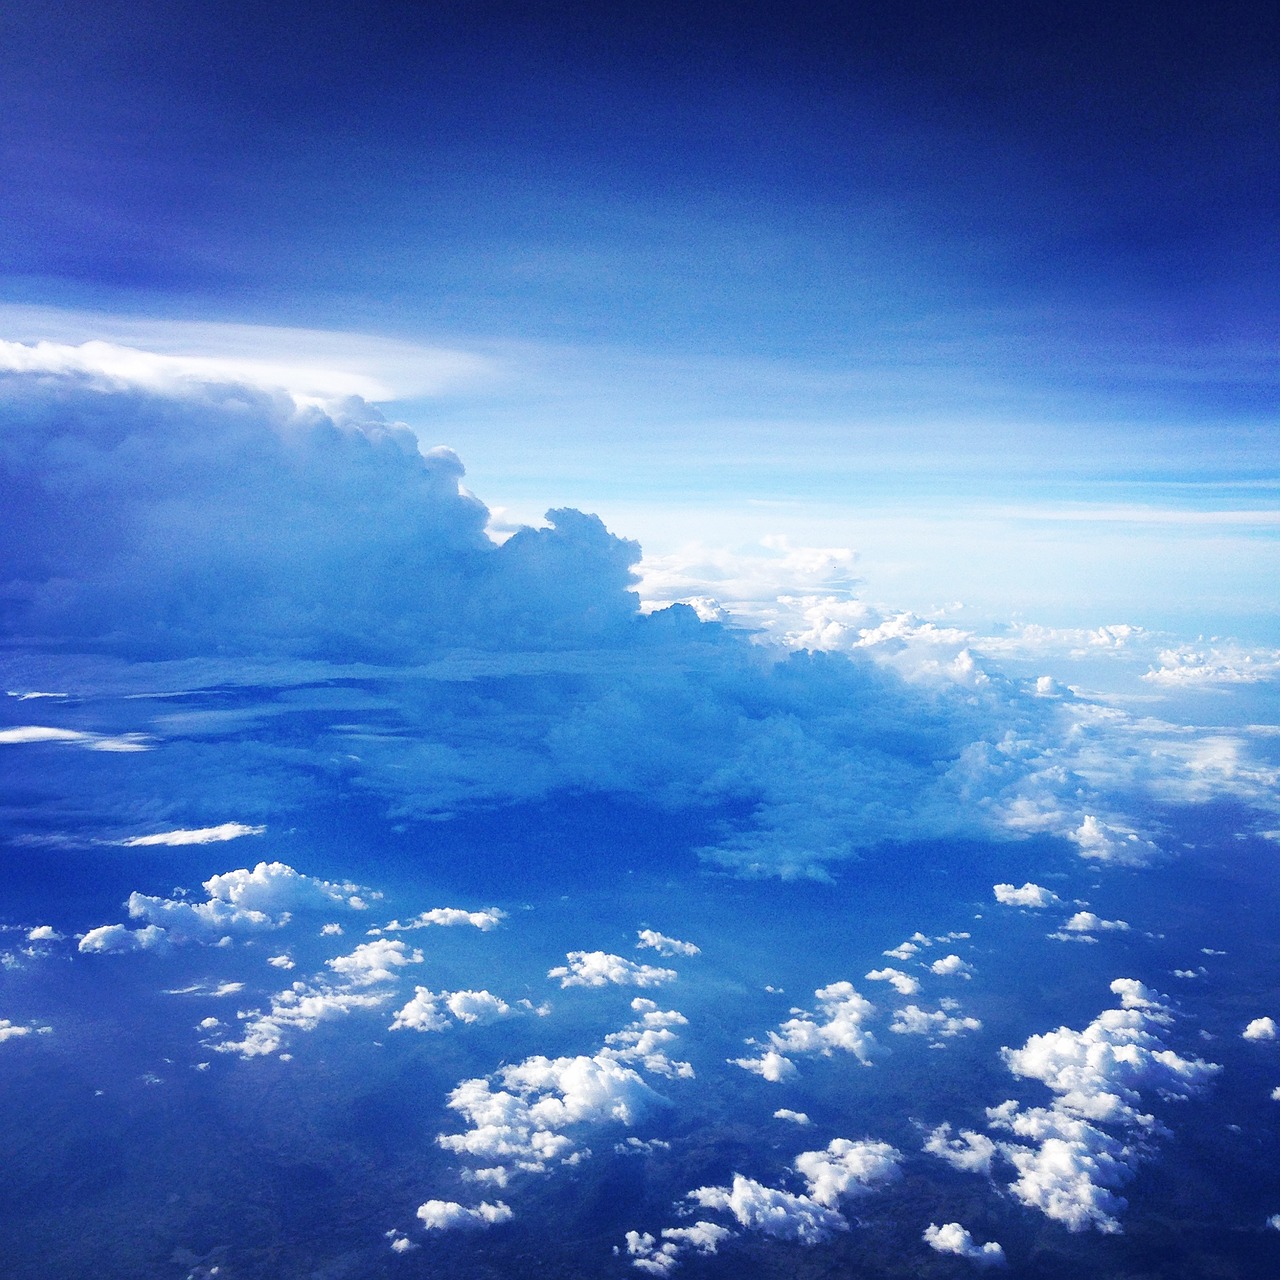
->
xmin=0 ymin=342 xmax=638 ymax=659
xmin=4 ymin=343 xmax=1271 ymax=877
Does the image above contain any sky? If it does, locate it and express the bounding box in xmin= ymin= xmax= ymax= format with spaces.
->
xmin=2 ymin=4 xmax=1280 ymax=1280
xmin=1 ymin=0 xmax=1276 ymax=633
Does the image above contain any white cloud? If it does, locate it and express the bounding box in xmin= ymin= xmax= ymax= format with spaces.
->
xmin=78 ymin=923 xmax=168 ymax=953
xmin=375 ymin=906 xmax=506 ymax=933
xmin=865 ymin=967 xmax=920 ymax=996
xmin=774 ymin=1109 xmax=811 ymax=1125
xmin=930 ymin=954 xmax=973 ymax=979
xmin=923 ymin=1222 xmax=1006 ymax=1267
xmin=636 ymin=929 xmax=700 ymax=957
xmin=326 ymin=939 xmax=423 ymax=986
xmin=890 ymin=1004 xmax=982 ymax=1039
xmin=733 ymin=982 xmax=880 ymax=1080
xmin=1072 ymin=816 xmax=1160 ymax=867
xmin=120 ymin=823 xmax=265 ymax=846
xmin=0 ymin=1018 xmax=52 ymax=1042
xmin=793 ymin=1138 xmax=901 ymax=1206
xmin=109 ymin=861 xmax=375 ymax=947
xmin=267 ymin=954 xmax=295 ymax=970
xmin=549 ymin=951 xmax=677 ymax=989
xmin=1063 ymin=911 xmax=1129 ymax=934
xmin=436 ymin=1004 xmax=689 ymax=1184
xmin=923 ymin=1123 xmax=997 ymax=1174
xmin=212 ymin=940 xmax=421 ymax=1058
xmin=391 ymin=987 xmax=526 ymax=1033
xmin=416 ymin=1199 xmax=512 ymax=1232
xmin=1243 ymin=1017 xmax=1277 ymax=1042
xmin=993 ymin=882 xmax=1060 ymax=908
xmin=0 ymin=725 xmax=150 ymax=751
xmin=688 ymin=1175 xmax=846 ymax=1244
xmin=622 ymin=1221 xmax=732 ymax=1274
xmin=978 ymin=979 xmax=1221 ymax=1233
xmin=26 ymin=925 xmax=62 ymax=942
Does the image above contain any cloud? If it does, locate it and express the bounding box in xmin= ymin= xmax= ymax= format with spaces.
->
xmin=792 ymin=1138 xmax=901 ymax=1206
xmin=78 ymin=924 xmax=168 ymax=953
xmin=415 ymin=1199 xmax=512 ymax=1232
xmin=373 ymin=907 xmax=506 ymax=933
xmin=890 ymin=1004 xmax=982 ymax=1039
xmin=1061 ymin=911 xmax=1129 ymax=935
xmin=923 ymin=1124 xmax=997 ymax=1174
xmin=0 ymin=1018 xmax=53 ymax=1042
xmin=26 ymin=925 xmax=62 ymax=942
xmin=0 ymin=725 xmax=150 ymax=751
xmin=622 ymin=1222 xmax=732 ymax=1275
xmin=929 ymin=954 xmax=973 ymax=979
xmin=119 ymin=823 xmax=265 ymax=846
xmin=688 ymin=1175 xmax=846 ymax=1244
xmin=636 ymin=929 xmax=700 ymax=957
xmin=211 ymin=940 xmax=421 ymax=1058
xmin=1243 ymin=1017 xmax=1277 ymax=1042
xmin=549 ymin=951 xmax=677 ymax=989
xmin=681 ymin=1138 xmax=900 ymax=1252
xmin=733 ymin=982 xmax=880 ymax=1080
xmin=391 ymin=987 xmax=526 ymax=1032
xmin=4 ymin=351 xmax=1275 ymax=882
xmin=865 ymin=967 xmax=921 ymax=996
xmin=923 ymin=1222 xmax=1006 ymax=1267
xmin=435 ymin=1003 xmax=689 ymax=1184
xmin=949 ymin=979 xmax=1223 ymax=1234
xmin=774 ymin=1109 xmax=811 ymax=1125
xmin=993 ymin=882 xmax=1061 ymax=908
xmin=87 ymin=862 xmax=375 ymax=947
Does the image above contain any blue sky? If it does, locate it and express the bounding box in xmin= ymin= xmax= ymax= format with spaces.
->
xmin=4 ymin=9 xmax=1280 ymax=1275
xmin=2 ymin=0 xmax=1276 ymax=634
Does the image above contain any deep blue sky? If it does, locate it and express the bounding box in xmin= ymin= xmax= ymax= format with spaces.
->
xmin=4 ymin=1 xmax=1275 ymax=368
xmin=2 ymin=0 xmax=1277 ymax=630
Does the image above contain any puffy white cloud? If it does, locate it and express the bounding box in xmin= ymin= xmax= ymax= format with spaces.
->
xmin=1243 ymin=1017 xmax=1277 ymax=1042
xmin=688 ymin=1175 xmax=846 ymax=1244
xmin=683 ymin=1138 xmax=899 ymax=1253
xmin=212 ymin=940 xmax=420 ymax=1058
xmin=733 ymin=981 xmax=880 ymax=1080
xmin=391 ymin=987 xmax=531 ymax=1033
xmin=416 ymin=1199 xmax=512 ymax=1231
xmin=923 ymin=1222 xmax=1006 ymax=1267
xmin=993 ymin=882 xmax=1060 ymax=908
xmin=0 ymin=1018 xmax=52 ymax=1042
xmin=622 ymin=1221 xmax=732 ymax=1275
xmin=549 ymin=951 xmax=677 ymax=989
xmin=865 ymin=967 xmax=920 ymax=996
xmin=439 ymin=1055 xmax=661 ymax=1179
xmin=962 ymin=979 xmax=1222 ymax=1234
xmin=325 ymin=939 xmax=422 ymax=986
xmin=923 ymin=1123 xmax=997 ymax=1174
xmin=1062 ymin=911 xmax=1129 ymax=934
xmin=120 ymin=823 xmax=265 ymax=846
xmin=602 ymin=1001 xmax=693 ymax=1079
xmin=267 ymin=954 xmax=295 ymax=970
xmin=793 ymin=1138 xmax=901 ymax=1206
xmin=930 ymin=954 xmax=973 ymax=979
xmin=636 ymin=929 xmax=700 ymax=957
xmin=436 ymin=1004 xmax=689 ymax=1183
xmin=104 ymin=862 xmax=374 ymax=948
xmin=890 ymin=1004 xmax=982 ymax=1039
xmin=375 ymin=906 xmax=506 ymax=933
xmin=26 ymin=925 xmax=62 ymax=941
xmin=731 ymin=1048 xmax=797 ymax=1082
xmin=78 ymin=923 xmax=168 ymax=953
xmin=1072 ymin=816 xmax=1160 ymax=867
xmin=774 ymin=1109 xmax=811 ymax=1125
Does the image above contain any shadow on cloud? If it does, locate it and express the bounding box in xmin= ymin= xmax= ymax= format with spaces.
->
xmin=2 ymin=343 xmax=1274 ymax=877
